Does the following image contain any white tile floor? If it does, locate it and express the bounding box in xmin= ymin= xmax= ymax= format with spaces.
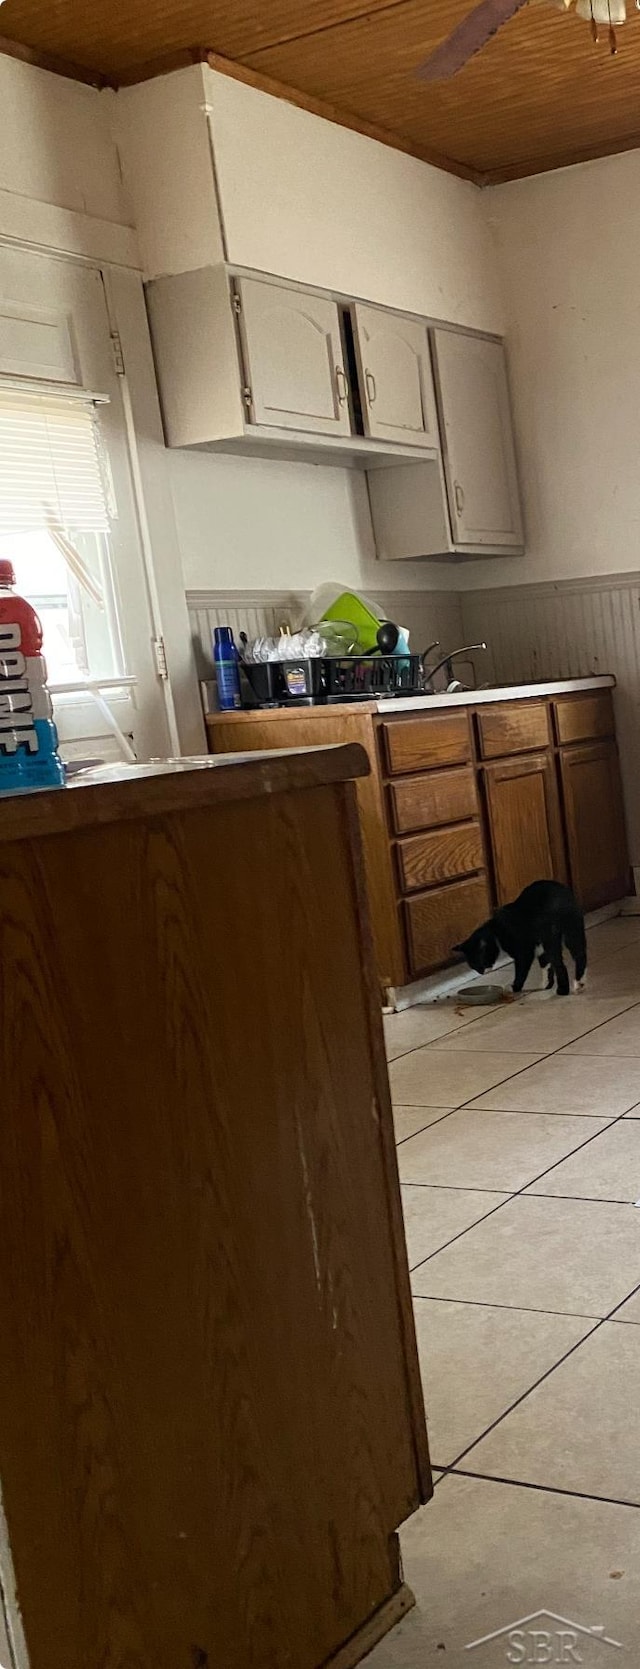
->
xmin=370 ymin=915 xmax=640 ymax=1669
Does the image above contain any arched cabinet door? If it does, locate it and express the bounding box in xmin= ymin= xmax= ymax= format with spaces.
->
xmin=237 ymin=276 xmax=351 ymax=436
xmin=353 ymin=302 xmax=439 ymax=449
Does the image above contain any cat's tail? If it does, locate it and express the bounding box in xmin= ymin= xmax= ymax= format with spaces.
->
xmin=565 ymin=914 xmax=587 ymax=983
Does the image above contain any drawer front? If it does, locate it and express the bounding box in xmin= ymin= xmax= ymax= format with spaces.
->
xmin=397 ymin=822 xmax=484 ymax=894
xmin=554 ymin=691 xmax=615 ymax=746
xmin=390 ymin=766 xmax=478 ymax=835
xmin=405 ymin=875 xmax=491 ymax=978
xmin=477 ymin=701 xmax=550 ymax=759
xmin=382 ymin=711 xmax=471 ymax=776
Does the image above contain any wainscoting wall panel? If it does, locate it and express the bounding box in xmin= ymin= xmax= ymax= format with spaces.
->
xmin=187 ymin=589 xmax=464 ymax=678
xmin=462 ymin=573 xmax=640 ymax=866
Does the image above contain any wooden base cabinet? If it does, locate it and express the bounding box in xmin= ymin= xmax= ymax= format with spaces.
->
xmin=208 ymin=684 xmax=629 ymax=997
xmin=0 ymin=748 xmax=431 ymax=1669
xmin=481 ymin=752 xmax=567 ymax=905
xmin=559 ymin=738 xmax=629 ymax=911
xmin=405 ymin=875 xmax=491 ymax=979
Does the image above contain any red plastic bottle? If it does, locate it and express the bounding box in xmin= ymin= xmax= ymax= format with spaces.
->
xmin=0 ymin=560 xmax=65 ymax=793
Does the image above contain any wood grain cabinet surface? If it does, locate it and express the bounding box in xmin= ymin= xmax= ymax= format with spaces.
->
xmin=559 ymin=738 xmax=628 ymax=910
xmin=389 ymin=766 xmax=479 ymax=836
xmin=476 ymin=700 xmax=550 ymax=759
xmin=554 ymin=690 xmax=615 ymax=746
xmin=397 ymin=822 xmax=484 ymax=894
xmin=405 ymin=875 xmax=491 ymax=978
xmin=382 ymin=711 xmax=471 ymax=775
xmin=0 ymin=749 xmax=430 ymax=1669
xmin=482 ymin=751 xmax=566 ymax=905
xmin=208 ymin=685 xmax=628 ymax=995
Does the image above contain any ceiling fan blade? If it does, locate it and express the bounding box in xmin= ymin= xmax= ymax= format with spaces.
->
xmin=416 ymin=0 xmax=530 ymax=80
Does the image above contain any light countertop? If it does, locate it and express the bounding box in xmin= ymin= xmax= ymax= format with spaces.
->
xmin=0 ymin=744 xmax=369 ymax=842
xmin=374 ymin=673 xmax=615 ymax=714
xmin=207 ymin=674 xmax=615 ymax=724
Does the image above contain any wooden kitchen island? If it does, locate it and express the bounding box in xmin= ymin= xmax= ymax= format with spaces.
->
xmin=0 ymin=747 xmax=430 ymax=1669
xmin=208 ymin=676 xmax=630 ymax=1000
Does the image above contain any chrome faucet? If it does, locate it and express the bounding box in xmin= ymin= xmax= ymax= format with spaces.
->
xmin=422 ymin=642 xmax=488 ymax=693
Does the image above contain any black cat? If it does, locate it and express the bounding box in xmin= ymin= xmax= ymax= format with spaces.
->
xmin=454 ymin=879 xmax=587 ymax=998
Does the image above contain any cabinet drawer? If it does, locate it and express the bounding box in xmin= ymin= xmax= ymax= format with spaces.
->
xmin=397 ymin=822 xmax=484 ymax=894
xmin=477 ymin=701 xmax=549 ymax=759
xmin=382 ymin=711 xmax=471 ymax=776
xmin=404 ymin=875 xmax=491 ymax=978
xmin=554 ymin=691 xmax=615 ymax=746
xmin=390 ymin=766 xmax=478 ymax=835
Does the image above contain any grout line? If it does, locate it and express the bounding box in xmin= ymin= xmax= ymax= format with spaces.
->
xmin=436 ymin=1108 xmax=623 ymax=1118
xmin=394 ymin=1109 xmax=457 ymax=1145
xmin=427 ymin=1264 xmax=640 ymax=1478
xmin=412 ymin=1290 xmax=603 ymax=1316
xmin=386 ymin=1006 xmax=519 ymax=1065
xmin=436 ymin=1468 xmax=640 ymax=1511
xmin=411 ymin=1292 xmax=602 ymax=1321
xmin=438 ymin=1319 xmax=605 ymax=1473
xmin=606 ymin=1278 xmax=640 ymax=1320
xmin=525 ymin=1192 xmax=640 ymax=1205
xmin=393 ymin=1006 xmax=640 ymax=1109
xmin=397 ymin=933 xmax=640 ymax=1501
xmin=407 ymin=1190 xmax=514 ymax=1271
xmin=407 ymin=1106 xmax=631 ymax=1273
xmin=386 ymin=950 xmax=640 ymax=1069
xmin=405 ymin=1182 xmax=510 ymax=1194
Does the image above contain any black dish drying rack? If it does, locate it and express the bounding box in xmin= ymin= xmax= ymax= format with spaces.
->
xmin=241 ymin=652 xmax=423 ymax=707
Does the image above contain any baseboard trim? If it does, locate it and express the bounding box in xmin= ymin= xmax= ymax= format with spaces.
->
xmin=389 ymin=902 xmax=624 ymax=1012
xmin=322 ymin=1582 xmax=415 ymax=1669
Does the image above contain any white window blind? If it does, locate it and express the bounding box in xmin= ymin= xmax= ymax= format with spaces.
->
xmin=0 ymin=388 xmax=113 ymax=536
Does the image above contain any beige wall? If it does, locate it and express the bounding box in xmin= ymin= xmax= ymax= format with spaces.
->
xmin=0 ymin=57 xmax=137 ymax=264
xmin=459 ymin=151 xmax=640 ymax=592
xmin=205 ymin=67 xmax=504 ymax=334
xmin=455 ymin=152 xmax=640 ymax=867
xmin=171 ymin=452 xmax=456 ymax=595
xmin=119 ymin=63 xmax=505 ymax=600
xmin=0 ymin=55 xmax=205 ymax=752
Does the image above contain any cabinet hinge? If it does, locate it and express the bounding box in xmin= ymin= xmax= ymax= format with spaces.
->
xmin=110 ymin=330 xmax=125 ymax=377
xmin=232 ymin=289 xmax=242 ymax=316
xmin=153 ymin=636 xmax=169 ymax=680
xmin=242 ymin=385 xmax=253 ymax=412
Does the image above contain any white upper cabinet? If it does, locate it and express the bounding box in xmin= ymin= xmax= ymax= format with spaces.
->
xmin=0 ymin=297 xmax=79 ymax=384
xmin=352 ymin=304 xmax=439 ymax=450
xmin=431 ymin=330 xmax=523 ymax=548
xmin=147 ymin=262 xmax=525 ymax=560
xmin=237 ymin=277 xmax=351 ymax=436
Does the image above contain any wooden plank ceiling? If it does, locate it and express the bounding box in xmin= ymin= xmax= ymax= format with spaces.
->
xmin=3 ymin=0 xmax=640 ymax=182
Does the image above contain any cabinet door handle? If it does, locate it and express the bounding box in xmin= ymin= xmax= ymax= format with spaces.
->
xmin=454 ymin=480 xmax=465 ymax=515
xmin=365 ymin=369 xmax=377 ymax=405
xmin=335 ymin=365 xmax=349 ymax=405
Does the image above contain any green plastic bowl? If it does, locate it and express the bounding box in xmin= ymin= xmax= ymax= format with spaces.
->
xmin=320 ymin=591 xmax=381 ymax=653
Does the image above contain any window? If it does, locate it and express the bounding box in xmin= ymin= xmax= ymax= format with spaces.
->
xmin=0 ymin=388 xmax=126 ymax=686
